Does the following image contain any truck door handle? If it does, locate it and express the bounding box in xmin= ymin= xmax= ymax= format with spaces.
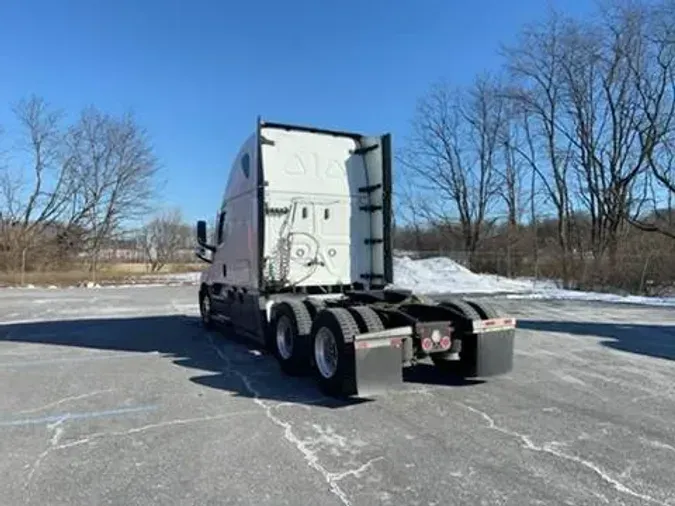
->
xmin=222 ymin=265 xmax=227 ymax=277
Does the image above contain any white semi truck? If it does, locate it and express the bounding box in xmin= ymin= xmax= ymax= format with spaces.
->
xmin=194 ymin=119 xmax=516 ymax=398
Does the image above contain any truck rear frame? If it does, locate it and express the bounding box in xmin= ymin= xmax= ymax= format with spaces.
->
xmin=195 ymin=119 xmax=516 ymax=398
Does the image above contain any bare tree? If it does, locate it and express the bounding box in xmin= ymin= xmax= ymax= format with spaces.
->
xmin=552 ymin=8 xmax=651 ymax=269
xmin=393 ymin=0 xmax=675 ymax=292
xmin=498 ymin=121 xmax=526 ymax=228
xmin=140 ymin=208 xmax=189 ymax=272
xmin=65 ymin=106 xmax=161 ymax=279
xmin=0 ymin=96 xmax=79 ymax=270
xmin=623 ymin=0 xmax=675 ymax=239
xmin=502 ymin=11 xmax=578 ymax=286
xmin=0 ymin=96 xmax=164 ymax=279
xmin=14 ymin=96 xmax=68 ymax=230
xmin=391 ymin=171 xmax=427 ymax=252
xmin=497 ymin=103 xmax=530 ymax=275
xmin=399 ymin=76 xmax=503 ymax=263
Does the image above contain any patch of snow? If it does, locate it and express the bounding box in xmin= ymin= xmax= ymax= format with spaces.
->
xmin=505 ymin=290 xmax=675 ymax=307
xmin=141 ymin=272 xmax=201 ymax=283
xmin=101 ymin=271 xmax=201 ymax=289
xmin=391 ymin=256 xmax=556 ymax=295
xmin=79 ymin=271 xmax=203 ymax=289
xmin=391 ymin=255 xmax=675 ymax=307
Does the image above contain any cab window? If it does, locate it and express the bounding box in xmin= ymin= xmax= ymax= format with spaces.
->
xmin=241 ymin=153 xmax=250 ymax=178
xmin=217 ymin=211 xmax=226 ymax=244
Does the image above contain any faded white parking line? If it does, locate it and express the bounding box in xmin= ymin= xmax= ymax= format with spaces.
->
xmin=0 ymin=404 xmax=158 ymax=427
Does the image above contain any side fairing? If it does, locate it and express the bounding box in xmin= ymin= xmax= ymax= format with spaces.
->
xmin=209 ymin=133 xmax=260 ymax=290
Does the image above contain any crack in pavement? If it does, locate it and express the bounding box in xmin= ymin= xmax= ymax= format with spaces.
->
xmin=272 ymin=399 xmax=326 ymax=411
xmin=17 ymin=390 xmax=115 ymax=415
xmin=23 ymin=416 xmax=66 ymax=500
xmin=641 ymin=437 xmax=675 ymax=454
xmin=54 ymin=410 xmax=260 ymax=450
xmin=208 ymin=334 xmax=384 ymax=506
xmin=19 ymin=407 xmax=258 ymax=500
xmin=457 ymin=402 xmax=669 ymax=506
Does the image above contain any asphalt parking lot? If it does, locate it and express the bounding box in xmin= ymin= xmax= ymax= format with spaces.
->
xmin=1 ymin=285 xmax=674 ymax=506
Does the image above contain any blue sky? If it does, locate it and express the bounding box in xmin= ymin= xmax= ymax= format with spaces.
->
xmin=0 ymin=0 xmax=594 ymax=225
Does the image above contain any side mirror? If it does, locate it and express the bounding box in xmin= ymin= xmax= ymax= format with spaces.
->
xmin=196 ymin=220 xmax=216 ymax=252
xmin=197 ymin=220 xmax=207 ymax=244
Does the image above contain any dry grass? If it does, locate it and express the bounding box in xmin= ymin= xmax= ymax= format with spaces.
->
xmin=103 ymin=262 xmax=203 ymax=274
xmin=0 ymin=262 xmax=203 ymax=287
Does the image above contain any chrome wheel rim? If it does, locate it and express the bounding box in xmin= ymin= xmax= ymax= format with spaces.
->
xmin=315 ymin=327 xmax=338 ymax=379
xmin=276 ymin=315 xmax=294 ymax=360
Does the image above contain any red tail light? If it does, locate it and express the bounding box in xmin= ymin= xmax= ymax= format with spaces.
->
xmin=439 ymin=335 xmax=451 ymax=349
xmin=421 ymin=337 xmax=433 ymax=351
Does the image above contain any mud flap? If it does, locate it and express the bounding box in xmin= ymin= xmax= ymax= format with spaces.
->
xmin=462 ymin=318 xmax=516 ymax=377
xmin=352 ymin=326 xmax=410 ymax=397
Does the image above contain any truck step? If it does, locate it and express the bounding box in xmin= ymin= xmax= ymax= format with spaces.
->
xmin=360 ymin=273 xmax=385 ymax=279
xmin=359 ymin=205 xmax=383 ymax=212
xmin=358 ymin=183 xmax=382 ymax=193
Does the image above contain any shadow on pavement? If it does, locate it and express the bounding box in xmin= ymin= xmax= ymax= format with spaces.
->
xmin=0 ymin=315 xmax=484 ymax=408
xmin=518 ymin=320 xmax=675 ymax=361
xmin=403 ymin=365 xmax=484 ymax=387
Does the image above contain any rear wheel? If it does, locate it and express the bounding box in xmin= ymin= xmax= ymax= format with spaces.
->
xmin=310 ymin=308 xmax=360 ymax=398
xmin=348 ymin=305 xmax=384 ymax=333
xmin=438 ymin=297 xmax=482 ymax=321
xmin=464 ymin=299 xmax=501 ymax=319
xmin=271 ymin=301 xmax=313 ymax=376
xmin=303 ymin=298 xmax=326 ymax=320
xmin=199 ymin=289 xmax=215 ymax=330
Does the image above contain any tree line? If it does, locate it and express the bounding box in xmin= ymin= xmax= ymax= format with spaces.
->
xmin=0 ymin=96 xmax=192 ymax=276
xmin=396 ymin=0 xmax=675 ymax=294
xmin=3 ymin=0 xmax=674 ymax=294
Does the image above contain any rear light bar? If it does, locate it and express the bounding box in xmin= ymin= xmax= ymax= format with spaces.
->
xmin=471 ymin=317 xmax=517 ymax=333
xmin=353 ymin=326 xmax=411 ymax=349
xmin=419 ymin=325 xmax=453 ymax=353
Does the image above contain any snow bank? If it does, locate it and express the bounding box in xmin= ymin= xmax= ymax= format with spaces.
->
xmin=391 ymin=255 xmax=675 ymax=307
xmin=391 ymin=256 xmax=551 ymax=295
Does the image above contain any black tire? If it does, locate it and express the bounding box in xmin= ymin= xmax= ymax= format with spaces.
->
xmin=348 ymin=305 xmax=384 ymax=333
xmin=438 ymin=297 xmax=482 ymax=321
xmin=199 ymin=288 xmax=215 ymax=330
xmin=303 ymin=298 xmax=326 ymax=320
xmin=464 ymin=299 xmax=501 ymax=319
xmin=310 ymin=308 xmax=360 ymax=398
xmin=270 ymin=301 xmax=313 ymax=376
